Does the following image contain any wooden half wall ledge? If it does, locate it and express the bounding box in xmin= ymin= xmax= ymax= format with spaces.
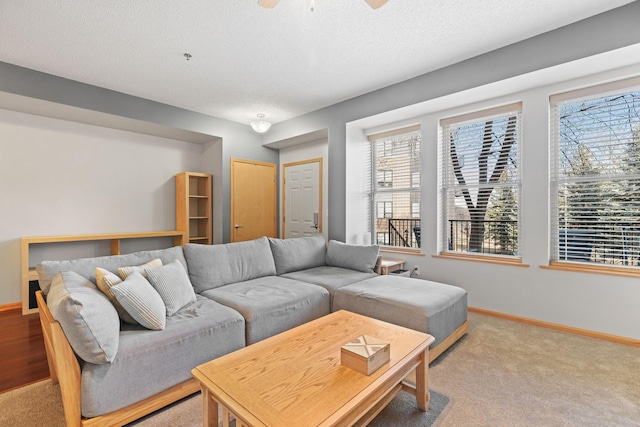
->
xmin=21 ymin=230 xmax=186 ymax=315
xmin=468 ymin=306 xmax=640 ymax=348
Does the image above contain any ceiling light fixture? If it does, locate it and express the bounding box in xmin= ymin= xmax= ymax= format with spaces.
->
xmin=250 ymin=114 xmax=272 ymax=133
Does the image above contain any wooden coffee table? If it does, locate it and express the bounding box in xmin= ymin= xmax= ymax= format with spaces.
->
xmin=192 ymin=310 xmax=435 ymax=427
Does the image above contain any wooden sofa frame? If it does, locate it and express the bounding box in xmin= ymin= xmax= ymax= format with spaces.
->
xmin=36 ymin=291 xmax=199 ymax=427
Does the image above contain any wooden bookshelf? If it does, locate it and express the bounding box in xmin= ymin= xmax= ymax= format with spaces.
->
xmin=176 ymin=172 xmax=212 ymax=245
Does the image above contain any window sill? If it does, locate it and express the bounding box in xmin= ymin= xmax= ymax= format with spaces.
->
xmin=433 ymin=252 xmax=529 ymax=267
xmin=541 ymin=261 xmax=640 ymax=278
xmin=379 ymin=247 xmax=425 ymax=256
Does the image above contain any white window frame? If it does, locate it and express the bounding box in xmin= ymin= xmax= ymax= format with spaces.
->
xmin=440 ymin=103 xmax=523 ymax=261
xmin=368 ymin=125 xmax=421 ymax=251
xmin=550 ymin=76 xmax=640 ymax=272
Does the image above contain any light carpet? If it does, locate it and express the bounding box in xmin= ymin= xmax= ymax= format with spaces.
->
xmin=0 ymin=380 xmax=447 ymax=427
xmin=2 ymin=311 xmax=639 ymax=426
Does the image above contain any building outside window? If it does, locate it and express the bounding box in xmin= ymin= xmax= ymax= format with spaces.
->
xmin=550 ymin=77 xmax=640 ymax=268
xmin=376 ymin=201 xmax=393 ymax=219
xmin=440 ymin=103 xmax=522 ymax=258
xmin=369 ymin=126 xmax=421 ymax=249
xmin=377 ymin=170 xmax=393 ymax=188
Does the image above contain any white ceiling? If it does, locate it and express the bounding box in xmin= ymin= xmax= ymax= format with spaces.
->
xmin=0 ymin=0 xmax=635 ymax=127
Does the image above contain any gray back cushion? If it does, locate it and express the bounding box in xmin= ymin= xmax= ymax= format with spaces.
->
xmin=325 ymin=240 xmax=380 ymax=273
xmin=37 ymin=246 xmax=187 ymax=296
xmin=268 ymin=235 xmax=327 ymax=275
xmin=47 ymin=271 xmax=120 ymax=364
xmin=184 ymin=236 xmax=276 ymax=293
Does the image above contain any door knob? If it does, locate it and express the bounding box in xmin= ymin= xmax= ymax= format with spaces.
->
xmin=234 ymin=224 xmax=243 ymax=229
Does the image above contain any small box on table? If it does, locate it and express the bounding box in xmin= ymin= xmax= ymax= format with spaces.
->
xmin=341 ymin=335 xmax=390 ymax=375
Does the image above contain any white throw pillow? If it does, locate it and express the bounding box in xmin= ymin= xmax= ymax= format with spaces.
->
xmin=95 ymin=267 xmax=138 ymax=325
xmin=117 ymin=258 xmax=162 ymax=280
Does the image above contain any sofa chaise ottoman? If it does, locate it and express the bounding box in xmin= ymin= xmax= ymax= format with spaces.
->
xmin=334 ymin=274 xmax=468 ymax=362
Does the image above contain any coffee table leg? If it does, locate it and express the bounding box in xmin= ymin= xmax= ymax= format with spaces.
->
xmin=416 ymin=349 xmax=430 ymax=411
xmin=201 ymin=388 xmax=219 ymax=427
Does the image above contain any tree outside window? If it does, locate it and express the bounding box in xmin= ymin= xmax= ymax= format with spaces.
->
xmin=441 ymin=104 xmax=521 ymax=257
xmin=552 ymin=84 xmax=640 ymax=266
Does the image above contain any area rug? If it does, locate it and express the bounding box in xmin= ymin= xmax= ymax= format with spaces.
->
xmin=368 ymin=389 xmax=450 ymax=427
xmin=0 ymin=379 xmax=449 ymax=427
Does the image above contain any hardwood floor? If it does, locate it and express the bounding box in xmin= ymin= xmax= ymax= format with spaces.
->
xmin=0 ymin=307 xmax=49 ymax=393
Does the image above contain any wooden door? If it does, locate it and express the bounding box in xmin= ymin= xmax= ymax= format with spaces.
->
xmin=283 ymin=159 xmax=322 ymax=238
xmin=230 ymin=158 xmax=277 ymax=242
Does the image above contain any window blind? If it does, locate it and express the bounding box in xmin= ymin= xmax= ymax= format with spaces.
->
xmin=440 ymin=103 xmax=522 ymax=257
xmin=369 ymin=127 xmax=421 ymax=249
xmin=550 ymin=80 xmax=640 ymax=267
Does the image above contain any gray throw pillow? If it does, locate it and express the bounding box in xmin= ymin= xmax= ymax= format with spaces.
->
xmin=268 ymin=235 xmax=327 ymax=275
xmin=112 ymin=272 xmax=166 ymax=330
xmin=145 ymin=260 xmax=196 ymax=316
xmin=325 ymin=240 xmax=380 ymax=273
xmin=46 ymin=271 xmax=120 ymax=364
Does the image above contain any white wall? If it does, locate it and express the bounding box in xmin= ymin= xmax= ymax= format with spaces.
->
xmin=345 ymin=63 xmax=640 ymax=340
xmin=0 ymin=109 xmax=204 ymax=304
xmin=278 ymin=139 xmax=329 ymax=241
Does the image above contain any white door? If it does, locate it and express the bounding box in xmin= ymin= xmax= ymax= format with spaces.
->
xmin=283 ymin=159 xmax=322 ymax=238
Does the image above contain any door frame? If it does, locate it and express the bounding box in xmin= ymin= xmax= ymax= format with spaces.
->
xmin=230 ymin=158 xmax=277 ymax=242
xmin=282 ymin=157 xmax=323 ymax=238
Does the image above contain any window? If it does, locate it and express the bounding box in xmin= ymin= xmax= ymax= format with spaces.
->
xmin=377 ymin=170 xmax=393 ymax=188
xmin=440 ymin=103 xmax=522 ymax=258
xmin=550 ymin=77 xmax=640 ymax=269
xmin=376 ymin=200 xmax=393 ymax=219
xmin=376 ymin=232 xmax=390 ymax=245
xmin=369 ymin=125 xmax=421 ymax=249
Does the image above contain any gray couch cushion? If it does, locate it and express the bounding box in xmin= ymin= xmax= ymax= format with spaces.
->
xmin=145 ymin=260 xmax=197 ymax=316
xmin=201 ymin=276 xmax=330 ymax=345
xmin=184 ymin=237 xmax=276 ymax=293
xmin=325 ymin=240 xmax=379 ymax=273
xmin=282 ymin=265 xmax=376 ymax=298
xmin=268 ymin=235 xmax=326 ymax=275
xmin=37 ymin=246 xmax=187 ymax=295
xmin=47 ymin=271 xmax=120 ymax=364
xmin=333 ymin=275 xmax=467 ymax=348
xmin=80 ymin=295 xmax=245 ymax=418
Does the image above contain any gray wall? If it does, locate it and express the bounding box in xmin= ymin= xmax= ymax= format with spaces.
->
xmin=261 ymin=2 xmax=640 ymax=340
xmin=0 ymin=64 xmax=277 ymax=305
xmin=263 ymin=2 xmax=640 ymax=241
xmin=1 ymin=3 xmax=639 ymax=339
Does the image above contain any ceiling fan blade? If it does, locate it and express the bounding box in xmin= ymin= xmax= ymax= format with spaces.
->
xmin=258 ymin=0 xmax=280 ymax=8
xmin=364 ymin=0 xmax=388 ymax=9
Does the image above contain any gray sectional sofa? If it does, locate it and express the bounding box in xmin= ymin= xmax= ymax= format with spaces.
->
xmin=36 ymin=235 xmax=468 ymax=426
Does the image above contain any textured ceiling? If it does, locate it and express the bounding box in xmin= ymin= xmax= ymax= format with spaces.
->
xmin=0 ymin=0 xmax=635 ymax=126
